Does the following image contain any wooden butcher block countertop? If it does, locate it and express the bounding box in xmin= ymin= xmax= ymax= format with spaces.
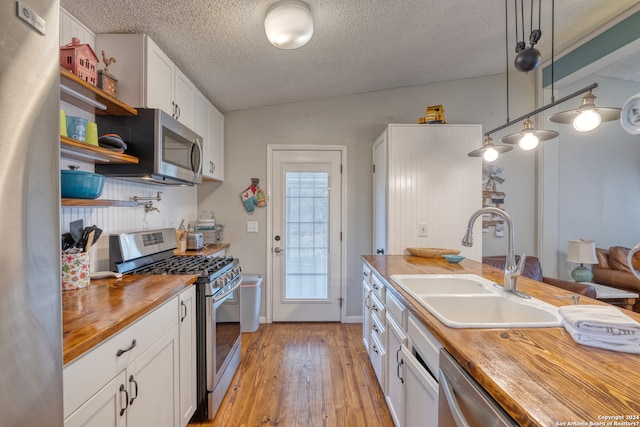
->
xmin=362 ymin=255 xmax=640 ymax=427
xmin=62 ymin=274 xmax=197 ymax=365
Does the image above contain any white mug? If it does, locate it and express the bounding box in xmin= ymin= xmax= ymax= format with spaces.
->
xmin=627 ymin=243 xmax=640 ymax=280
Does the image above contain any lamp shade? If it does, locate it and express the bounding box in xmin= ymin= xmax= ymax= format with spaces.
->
xmin=265 ymin=0 xmax=314 ymax=50
xmin=467 ymin=135 xmax=513 ymax=160
xmin=566 ymin=239 xmax=597 ymax=264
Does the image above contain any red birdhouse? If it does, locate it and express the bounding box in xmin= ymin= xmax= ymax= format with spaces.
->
xmin=60 ymin=37 xmax=98 ymax=87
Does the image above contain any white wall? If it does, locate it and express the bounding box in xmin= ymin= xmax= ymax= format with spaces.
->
xmin=198 ymin=72 xmax=536 ymax=319
xmin=552 ymin=76 xmax=640 ymax=279
xmin=60 ymin=9 xmax=198 ymax=272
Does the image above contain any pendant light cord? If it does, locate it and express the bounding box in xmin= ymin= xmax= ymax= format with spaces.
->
xmin=551 ymin=0 xmax=555 ymax=102
xmin=506 ymin=0 xmax=510 ymax=123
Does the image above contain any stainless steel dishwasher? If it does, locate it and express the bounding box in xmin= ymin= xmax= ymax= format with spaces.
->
xmin=438 ymin=350 xmax=518 ymax=427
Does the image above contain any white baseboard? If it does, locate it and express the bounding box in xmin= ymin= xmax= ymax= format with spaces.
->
xmin=343 ymin=315 xmax=363 ymax=324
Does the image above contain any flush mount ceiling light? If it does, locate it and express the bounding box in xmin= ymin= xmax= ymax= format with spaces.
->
xmin=501 ymin=118 xmax=559 ymax=150
xmin=264 ymin=0 xmax=314 ymax=50
xmin=548 ymin=89 xmax=622 ymax=132
xmin=467 ymin=135 xmax=513 ymax=161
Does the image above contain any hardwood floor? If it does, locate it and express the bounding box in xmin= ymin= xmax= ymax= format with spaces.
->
xmin=189 ymin=322 xmax=395 ymax=427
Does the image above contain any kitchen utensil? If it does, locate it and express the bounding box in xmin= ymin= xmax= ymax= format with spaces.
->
xmin=61 ymin=166 xmax=105 ymax=199
xmin=69 ymin=219 xmax=83 ymax=243
xmin=84 ymin=230 xmax=95 ymax=252
xmin=61 ymin=233 xmax=75 ymax=251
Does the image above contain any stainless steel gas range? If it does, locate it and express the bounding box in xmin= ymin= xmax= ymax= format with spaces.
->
xmin=109 ymin=228 xmax=242 ymax=421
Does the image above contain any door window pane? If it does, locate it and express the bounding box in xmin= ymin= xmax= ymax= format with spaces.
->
xmin=284 ymin=172 xmax=329 ymax=299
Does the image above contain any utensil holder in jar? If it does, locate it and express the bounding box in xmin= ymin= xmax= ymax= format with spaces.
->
xmin=61 ymin=252 xmax=90 ymax=290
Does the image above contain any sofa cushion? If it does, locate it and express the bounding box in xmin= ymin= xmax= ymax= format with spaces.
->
xmin=595 ymin=248 xmax=611 ymax=269
xmin=609 ymin=246 xmax=632 ymax=272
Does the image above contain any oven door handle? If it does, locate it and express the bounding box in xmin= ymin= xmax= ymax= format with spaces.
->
xmin=213 ymin=278 xmax=241 ymax=304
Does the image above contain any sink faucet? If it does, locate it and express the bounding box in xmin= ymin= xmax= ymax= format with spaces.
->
xmin=462 ymin=207 xmax=528 ymax=298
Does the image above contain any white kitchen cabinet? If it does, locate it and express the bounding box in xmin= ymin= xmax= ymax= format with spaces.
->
xmin=96 ymin=34 xmax=195 ymax=129
xmin=125 ymin=326 xmax=180 ymax=427
xmin=195 ymin=90 xmax=225 ymax=181
xmin=64 ymin=287 xmax=195 ymax=427
xmin=385 ymin=296 xmax=407 ymax=427
xmin=64 ymin=373 xmax=126 ymax=427
xmin=178 ymin=286 xmax=197 ymax=426
xmin=401 ymin=344 xmax=438 ymax=427
xmin=205 ymin=102 xmax=224 ymax=181
xmin=362 ymin=264 xmax=372 ymax=351
xmin=372 ymin=124 xmax=483 ymax=260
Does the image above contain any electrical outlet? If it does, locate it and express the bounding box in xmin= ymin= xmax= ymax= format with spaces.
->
xmin=418 ymin=223 xmax=428 ymax=237
xmin=247 ymin=221 xmax=259 ymax=233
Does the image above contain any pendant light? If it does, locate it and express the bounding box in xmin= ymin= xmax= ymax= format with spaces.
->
xmin=501 ymin=118 xmax=559 ymax=150
xmin=264 ymin=0 xmax=314 ymax=50
xmin=467 ymin=136 xmax=513 ymax=161
xmin=548 ymin=89 xmax=621 ymax=132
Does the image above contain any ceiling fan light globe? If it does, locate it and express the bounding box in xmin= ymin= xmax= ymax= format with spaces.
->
xmin=483 ymin=147 xmax=499 ymax=162
xmin=573 ymin=109 xmax=601 ymax=132
xmin=518 ymin=133 xmax=539 ymax=151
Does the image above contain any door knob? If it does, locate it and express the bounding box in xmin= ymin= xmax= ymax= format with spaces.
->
xmin=274 ymin=247 xmax=285 ymax=254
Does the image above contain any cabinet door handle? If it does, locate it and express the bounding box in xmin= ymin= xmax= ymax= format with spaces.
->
xmin=372 ymin=305 xmax=378 ymax=312
xmin=176 ymin=104 xmax=181 ymax=119
xmin=372 ymin=344 xmax=379 ymax=354
xmin=364 ymin=295 xmax=370 ymax=309
xmin=181 ymin=300 xmax=187 ymax=322
xmin=116 ymin=339 xmax=137 ymax=357
xmin=210 ymin=161 xmax=215 ymax=174
xmin=376 ymin=248 xmax=385 ymax=255
xmin=119 ymin=384 xmax=129 ymax=416
xmin=396 ymin=349 xmax=404 ymax=383
xmin=372 ymin=324 xmax=379 ymax=333
xmin=171 ymin=101 xmax=177 ymax=118
xmin=128 ymin=375 xmax=139 ymax=405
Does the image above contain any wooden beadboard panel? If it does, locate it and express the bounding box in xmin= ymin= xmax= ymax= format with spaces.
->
xmin=386 ymin=124 xmax=482 ymax=261
xmin=60 ymin=179 xmax=198 ymax=272
xmin=60 ymin=8 xmax=95 ymax=51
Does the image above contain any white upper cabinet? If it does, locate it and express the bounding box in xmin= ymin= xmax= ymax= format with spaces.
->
xmin=96 ymin=34 xmax=195 ymax=129
xmin=206 ymin=102 xmax=224 ymax=181
xmin=194 ymin=88 xmax=224 ymax=182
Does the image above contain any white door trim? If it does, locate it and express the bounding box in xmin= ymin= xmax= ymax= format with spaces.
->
xmin=266 ymin=144 xmax=348 ymax=323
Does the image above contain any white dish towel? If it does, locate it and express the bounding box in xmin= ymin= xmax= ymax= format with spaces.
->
xmin=559 ymin=305 xmax=640 ymax=354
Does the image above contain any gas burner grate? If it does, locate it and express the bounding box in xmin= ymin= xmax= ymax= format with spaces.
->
xmin=128 ymin=255 xmax=235 ymax=278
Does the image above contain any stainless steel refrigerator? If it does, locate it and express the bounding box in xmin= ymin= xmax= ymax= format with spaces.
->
xmin=0 ymin=0 xmax=63 ymax=425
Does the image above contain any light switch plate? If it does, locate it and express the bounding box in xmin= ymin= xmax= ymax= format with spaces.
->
xmin=247 ymin=221 xmax=259 ymax=233
xmin=418 ymin=223 xmax=428 ymax=237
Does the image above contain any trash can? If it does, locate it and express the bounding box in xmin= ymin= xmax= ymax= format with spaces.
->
xmin=241 ymin=274 xmax=262 ymax=333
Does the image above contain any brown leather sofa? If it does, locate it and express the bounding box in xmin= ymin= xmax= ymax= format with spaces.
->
xmin=482 ymin=255 xmax=597 ymax=298
xmin=593 ymin=247 xmax=640 ymax=296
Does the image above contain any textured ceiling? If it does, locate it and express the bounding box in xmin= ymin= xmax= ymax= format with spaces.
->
xmin=60 ymin=0 xmax=640 ymax=112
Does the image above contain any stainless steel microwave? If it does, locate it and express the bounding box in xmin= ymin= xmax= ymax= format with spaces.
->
xmin=96 ymin=109 xmax=203 ymax=186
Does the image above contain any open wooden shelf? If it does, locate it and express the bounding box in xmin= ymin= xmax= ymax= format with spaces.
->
xmin=62 ymin=198 xmax=139 ymax=208
xmin=60 ymin=69 xmax=137 ymax=116
xmin=60 ymin=135 xmax=139 ymax=164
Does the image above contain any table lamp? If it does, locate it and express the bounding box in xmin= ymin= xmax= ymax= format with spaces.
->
xmin=566 ymin=239 xmax=597 ymax=282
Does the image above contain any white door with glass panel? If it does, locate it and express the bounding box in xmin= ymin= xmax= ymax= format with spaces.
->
xmin=270 ymin=148 xmax=343 ymax=322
